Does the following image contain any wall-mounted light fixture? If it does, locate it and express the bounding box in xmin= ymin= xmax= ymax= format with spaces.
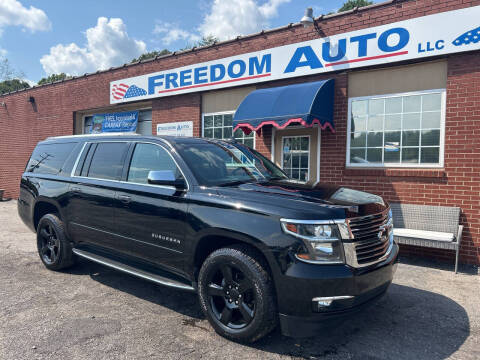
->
xmin=0 ymin=102 xmax=5 ymax=107
xmin=28 ymin=96 xmax=35 ymax=104
xmin=300 ymin=7 xmax=323 ymax=36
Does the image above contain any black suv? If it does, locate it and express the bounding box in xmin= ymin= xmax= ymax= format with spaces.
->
xmin=18 ymin=134 xmax=398 ymax=342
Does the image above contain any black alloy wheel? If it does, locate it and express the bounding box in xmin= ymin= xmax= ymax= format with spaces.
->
xmin=198 ymin=245 xmax=277 ymax=343
xmin=38 ymin=222 xmax=60 ymax=265
xmin=36 ymin=213 xmax=76 ymax=270
xmin=207 ymin=263 xmax=256 ymax=329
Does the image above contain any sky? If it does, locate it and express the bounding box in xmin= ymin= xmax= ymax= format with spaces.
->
xmin=0 ymin=0 xmax=379 ymax=84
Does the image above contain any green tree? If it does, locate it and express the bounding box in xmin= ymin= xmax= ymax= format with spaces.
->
xmin=338 ymin=0 xmax=374 ymax=12
xmin=196 ymin=35 xmax=218 ymax=47
xmin=38 ymin=73 xmax=70 ymax=85
xmin=181 ymin=35 xmax=219 ymax=50
xmin=0 ymin=57 xmax=29 ymax=94
xmin=0 ymin=79 xmax=30 ymax=95
xmin=131 ymin=49 xmax=171 ymax=63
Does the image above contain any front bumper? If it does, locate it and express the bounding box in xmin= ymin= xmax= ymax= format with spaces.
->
xmin=275 ymin=243 xmax=399 ymax=338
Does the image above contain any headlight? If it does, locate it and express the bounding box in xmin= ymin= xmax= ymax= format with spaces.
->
xmin=280 ymin=220 xmax=345 ymax=264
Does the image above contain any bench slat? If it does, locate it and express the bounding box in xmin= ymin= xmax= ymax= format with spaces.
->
xmin=393 ymin=228 xmax=454 ymax=242
xmin=395 ymin=236 xmax=458 ymax=250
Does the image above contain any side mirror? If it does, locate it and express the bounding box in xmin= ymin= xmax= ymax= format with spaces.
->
xmin=147 ymin=170 xmax=186 ymax=190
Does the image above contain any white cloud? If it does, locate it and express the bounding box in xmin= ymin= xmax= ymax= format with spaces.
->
xmin=259 ymin=0 xmax=291 ymax=18
xmin=153 ymin=21 xmax=200 ymax=46
xmin=40 ymin=17 xmax=146 ymax=75
xmin=198 ymin=0 xmax=291 ymax=40
xmin=152 ymin=0 xmax=290 ymax=46
xmin=0 ymin=0 xmax=51 ymax=33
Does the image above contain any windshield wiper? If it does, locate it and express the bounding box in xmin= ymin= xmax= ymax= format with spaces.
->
xmin=217 ymin=179 xmax=257 ymax=187
xmin=268 ymin=176 xmax=287 ymax=180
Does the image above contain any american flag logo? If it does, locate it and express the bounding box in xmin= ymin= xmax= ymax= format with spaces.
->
xmin=111 ymin=83 xmax=147 ymax=100
xmin=453 ymin=26 xmax=480 ymax=46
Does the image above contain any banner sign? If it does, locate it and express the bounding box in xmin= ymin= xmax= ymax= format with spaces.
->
xmin=156 ymin=121 xmax=193 ymax=137
xmin=90 ymin=111 xmax=138 ymax=133
xmin=110 ymin=6 xmax=480 ymax=104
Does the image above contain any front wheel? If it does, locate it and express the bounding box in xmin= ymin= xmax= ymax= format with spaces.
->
xmin=198 ymin=245 xmax=277 ymax=343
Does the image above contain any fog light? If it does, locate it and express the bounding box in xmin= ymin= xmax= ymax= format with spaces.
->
xmin=312 ymin=296 xmax=354 ymax=312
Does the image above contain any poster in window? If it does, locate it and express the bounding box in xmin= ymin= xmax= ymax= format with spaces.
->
xmin=88 ymin=111 xmax=139 ymax=133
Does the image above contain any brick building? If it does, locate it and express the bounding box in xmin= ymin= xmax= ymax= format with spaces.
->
xmin=1 ymin=0 xmax=479 ymax=265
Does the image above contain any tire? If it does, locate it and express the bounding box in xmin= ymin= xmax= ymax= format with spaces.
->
xmin=198 ymin=244 xmax=277 ymax=343
xmin=36 ymin=213 xmax=76 ymax=271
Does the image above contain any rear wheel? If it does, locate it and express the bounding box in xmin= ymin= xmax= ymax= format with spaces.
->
xmin=198 ymin=245 xmax=277 ymax=343
xmin=37 ymin=213 xmax=75 ymax=271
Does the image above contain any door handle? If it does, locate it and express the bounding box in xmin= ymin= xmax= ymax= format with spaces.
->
xmin=71 ymin=186 xmax=82 ymax=193
xmin=116 ymin=194 xmax=131 ymax=204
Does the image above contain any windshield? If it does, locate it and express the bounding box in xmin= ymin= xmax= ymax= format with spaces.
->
xmin=175 ymin=141 xmax=288 ymax=186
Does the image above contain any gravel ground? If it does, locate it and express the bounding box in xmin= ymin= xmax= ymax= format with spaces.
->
xmin=0 ymin=200 xmax=479 ymax=360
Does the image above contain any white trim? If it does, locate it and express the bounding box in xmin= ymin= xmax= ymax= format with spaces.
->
xmin=281 ymin=135 xmax=310 ymax=183
xmin=346 ymin=88 xmax=446 ymax=168
xmin=201 ymin=110 xmax=256 ymax=149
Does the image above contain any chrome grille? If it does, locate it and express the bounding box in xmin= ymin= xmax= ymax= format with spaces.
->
xmin=347 ymin=209 xmax=392 ymax=265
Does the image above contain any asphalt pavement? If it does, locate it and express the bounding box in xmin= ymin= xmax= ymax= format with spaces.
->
xmin=0 ymin=200 xmax=478 ymax=359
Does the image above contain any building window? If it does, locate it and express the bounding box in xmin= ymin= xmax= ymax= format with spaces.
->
xmin=347 ymin=90 xmax=445 ymax=167
xmin=137 ymin=109 xmax=152 ymax=135
xmin=282 ymin=136 xmax=310 ymax=182
xmin=84 ymin=116 xmax=94 ymax=134
xmin=202 ymin=112 xmax=255 ymax=148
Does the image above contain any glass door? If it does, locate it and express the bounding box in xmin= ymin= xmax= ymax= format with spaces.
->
xmin=282 ymin=136 xmax=310 ymax=182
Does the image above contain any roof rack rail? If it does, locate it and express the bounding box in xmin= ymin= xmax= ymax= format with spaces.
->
xmin=46 ymin=132 xmax=141 ymax=140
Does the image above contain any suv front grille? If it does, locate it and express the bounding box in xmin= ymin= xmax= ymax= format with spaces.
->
xmin=346 ymin=209 xmax=392 ymax=266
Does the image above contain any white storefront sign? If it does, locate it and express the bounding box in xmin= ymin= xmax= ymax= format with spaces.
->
xmin=111 ymin=6 xmax=480 ymax=104
xmin=156 ymin=121 xmax=193 ymax=137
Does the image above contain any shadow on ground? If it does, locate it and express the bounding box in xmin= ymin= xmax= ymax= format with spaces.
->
xmin=65 ymin=258 xmax=471 ymax=360
xmin=66 ymin=258 xmax=204 ymax=320
xmin=251 ymin=283 xmax=470 ymax=359
xmin=398 ymin=255 xmax=479 ymax=275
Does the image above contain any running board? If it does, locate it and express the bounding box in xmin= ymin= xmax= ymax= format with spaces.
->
xmin=72 ymin=248 xmax=195 ymax=292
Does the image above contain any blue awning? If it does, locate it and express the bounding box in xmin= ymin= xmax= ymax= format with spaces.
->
xmin=233 ymin=79 xmax=335 ymax=135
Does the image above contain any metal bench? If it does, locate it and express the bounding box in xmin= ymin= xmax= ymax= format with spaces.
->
xmin=390 ymin=203 xmax=463 ymax=273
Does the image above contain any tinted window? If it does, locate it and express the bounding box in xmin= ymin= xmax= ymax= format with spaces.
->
xmin=176 ymin=142 xmax=287 ymax=187
xmin=127 ymin=143 xmax=180 ymax=184
xmin=87 ymin=142 xmax=128 ymax=180
xmin=74 ymin=143 xmax=92 ymax=176
xmin=26 ymin=142 xmax=76 ymax=175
